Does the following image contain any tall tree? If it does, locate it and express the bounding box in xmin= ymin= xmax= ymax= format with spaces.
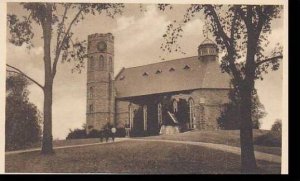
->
xmin=7 ymin=3 xmax=124 ymax=154
xmin=6 ymin=73 xmax=42 ymax=151
xmin=159 ymin=4 xmax=283 ymax=172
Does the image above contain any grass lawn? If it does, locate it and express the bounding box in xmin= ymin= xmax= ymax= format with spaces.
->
xmin=145 ymin=129 xmax=281 ymax=156
xmin=5 ymin=140 xmax=280 ymax=174
xmin=14 ymin=138 xmax=102 ymax=151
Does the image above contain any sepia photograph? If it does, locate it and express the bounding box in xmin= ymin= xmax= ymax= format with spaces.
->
xmin=1 ymin=0 xmax=288 ymax=174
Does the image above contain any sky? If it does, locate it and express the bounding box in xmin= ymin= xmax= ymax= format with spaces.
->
xmin=6 ymin=3 xmax=285 ymax=139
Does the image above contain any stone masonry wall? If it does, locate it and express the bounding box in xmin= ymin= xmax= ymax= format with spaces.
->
xmin=191 ymin=89 xmax=230 ymax=130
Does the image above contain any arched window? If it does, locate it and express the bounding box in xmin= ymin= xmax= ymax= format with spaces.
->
xmin=99 ymin=55 xmax=104 ymax=70
xmin=128 ymin=103 xmax=133 ymax=130
xmin=143 ymin=105 xmax=147 ymax=131
xmin=89 ymin=87 xmax=94 ymax=99
xmin=188 ymin=98 xmax=194 ymax=129
xmin=109 ymin=57 xmax=113 ymax=72
xmin=89 ymin=104 xmax=94 ymax=113
xmin=157 ymin=103 xmax=162 ymax=126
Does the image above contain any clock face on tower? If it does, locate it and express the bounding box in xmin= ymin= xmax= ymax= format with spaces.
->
xmin=97 ymin=41 xmax=107 ymax=52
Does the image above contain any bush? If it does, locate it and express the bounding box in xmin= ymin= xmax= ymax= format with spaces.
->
xmin=116 ymin=128 xmax=126 ymax=137
xmin=254 ymin=120 xmax=282 ymax=147
xmin=6 ymin=74 xmax=42 ymax=151
xmin=66 ymin=128 xmax=87 ymax=140
xmin=254 ymin=131 xmax=281 ymax=147
xmin=87 ymin=129 xmax=101 ymax=138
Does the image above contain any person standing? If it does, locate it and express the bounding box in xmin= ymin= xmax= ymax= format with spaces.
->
xmin=111 ymin=126 xmax=117 ymax=142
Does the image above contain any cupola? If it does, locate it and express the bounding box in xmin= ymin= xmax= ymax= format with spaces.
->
xmin=198 ymin=37 xmax=218 ymax=61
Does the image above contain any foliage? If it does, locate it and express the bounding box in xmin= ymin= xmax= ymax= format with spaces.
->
xmin=7 ymin=2 xmax=124 ymax=153
xmin=254 ymin=119 xmax=282 ymax=147
xmin=159 ymin=4 xmax=283 ymax=172
xmin=6 ymin=74 xmax=42 ymax=151
xmin=253 ymin=131 xmax=281 ymax=147
xmin=66 ymin=128 xmax=87 ymax=140
xmin=87 ymin=129 xmax=100 ymax=138
xmin=7 ymin=3 xmax=124 ymax=73
xmin=218 ymin=91 xmax=267 ymax=130
xmin=271 ymin=119 xmax=282 ymax=133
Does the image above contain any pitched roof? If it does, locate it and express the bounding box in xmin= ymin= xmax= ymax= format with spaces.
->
xmin=200 ymin=37 xmax=215 ymax=45
xmin=115 ymin=56 xmax=232 ymax=98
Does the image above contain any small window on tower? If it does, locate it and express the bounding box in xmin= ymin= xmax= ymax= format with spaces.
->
xmin=109 ymin=57 xmax=113 ymax=72
xmin=90 ymin=56 xmax=95 ymax=70
xmin=119 ymin=75 xmax=125 ymax=80
xmin=89 ymin=104 xmax=94 ymax=113
xmin=89 ymin=87 xmax=94 ymax=98
xmin=99 ymin=55 xmax=104 ymax=70
xmin=143 ymin=72 xmax=149 ymax=76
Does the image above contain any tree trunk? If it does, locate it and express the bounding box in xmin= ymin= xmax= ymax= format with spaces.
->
xmin=41 ymin=83 xmax=54 ymax=154
xmin=239 ymin=81 xmax=257 ymax=173
xmin=239 ymin=24 xmax=258 ymax=172
xmin=41 ymin=4 xmax=54 ymax=154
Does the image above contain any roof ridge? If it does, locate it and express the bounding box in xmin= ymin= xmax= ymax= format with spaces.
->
xmin=122 ymin=55 xmax=198 ymax=70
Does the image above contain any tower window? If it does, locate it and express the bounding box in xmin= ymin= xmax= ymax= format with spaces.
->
xmin=89 ymin=104 xmax=94 ymax=113
xmin=109 ymin=57 xmax=113 ymax=72
xmin=90 ymin=56 xmax=95 ymax=70
xmin=142 ymin=72 xmax=149 ymax=76
xmin=169 ymin=67 xmax=175 ymax=72
xmin=119 ymin=75 xmax=125 ymax=80
xmin=183 ymin=65 xmax=190 ymax=70
xmin=99 ymin=55 xmax=104 ymax=70
xmin=89 ymin=87 xmax=94 ymax=98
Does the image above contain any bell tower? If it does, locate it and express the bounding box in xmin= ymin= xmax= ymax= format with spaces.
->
xmin=198 ymin=37 xmax=218 ymax=62
xmin=86 ymin=33 xmax=115 ymax=134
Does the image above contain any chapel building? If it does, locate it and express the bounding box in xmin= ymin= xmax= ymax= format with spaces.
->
xmin=86 ymin=33 xmax=232 ymax=136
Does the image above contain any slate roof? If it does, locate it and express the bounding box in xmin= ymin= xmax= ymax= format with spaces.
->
xmin=114 ymin=56 xmax=232 ymax=98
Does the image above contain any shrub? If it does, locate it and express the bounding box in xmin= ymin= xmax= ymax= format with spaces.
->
xmin=87 ymin=129 xmax=101 ymax=138
xmin=254 ymin=120 xmax=282 ymax=147
xmin=254 ymin=131 xmax=281 ymax=147
xmin=66 ymin=128 xmax=87 ymax=140
xmin=6 ymin=74 xmax=42 ymax=151
xmin=116 ymin=127 xmax=126 ymax=137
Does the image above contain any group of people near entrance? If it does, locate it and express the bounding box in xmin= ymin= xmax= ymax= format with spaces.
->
xmin=99 ymin=125 xmax=117 ymax=142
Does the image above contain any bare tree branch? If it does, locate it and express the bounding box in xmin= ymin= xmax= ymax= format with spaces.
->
xmin=256 ymin=55 xmax=283 ymax=67
xmin=6 ymin=64 xmax=44 ymax=90
xmin=55 ymin=4 xmax=70 ymax=60
xmin=52 ymin=6 xmax=83 ymax=78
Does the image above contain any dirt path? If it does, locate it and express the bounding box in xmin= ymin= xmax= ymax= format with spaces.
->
xmin=5 ymin=138 xmax=281 ymax=163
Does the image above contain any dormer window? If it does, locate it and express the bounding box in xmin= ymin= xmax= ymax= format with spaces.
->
xmin=119 ymin=75 xmax=125 ymax=80
xmin=156 ymin=69 xmax=162 ymax=74
xmin=169 ymin=67 xmax=175 ymax=72
xmin=183 ymin=65 xmax=190 ymax=70
xmin=143 ymin=72 xmax=149 ymax=76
